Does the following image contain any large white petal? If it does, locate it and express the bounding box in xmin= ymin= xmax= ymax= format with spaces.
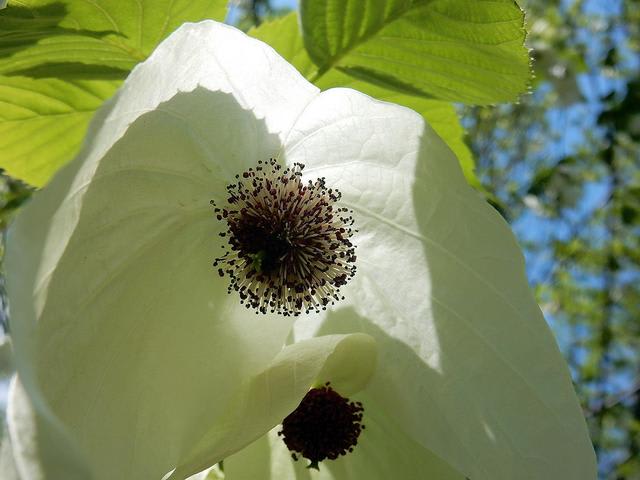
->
xmin=5 ymin=21 xmax=319 ymax=480
xmin=284 ymin=88 xmax=596 ymax=479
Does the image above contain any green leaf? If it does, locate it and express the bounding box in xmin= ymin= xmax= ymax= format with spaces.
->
xmin=300 ymin=0 xmax=530 ymax=104
xmin=0 ymin=76 xmax=119 ymax=186
xmin=0 ymin=1 xmax=227 ymax=76
xmin=0 ymin=0 xmax=228 ymax=187
xmin=249 ymin=12 xmax=317 ymax=80
xmin=251 ymin=13 xmax=480 ymax=187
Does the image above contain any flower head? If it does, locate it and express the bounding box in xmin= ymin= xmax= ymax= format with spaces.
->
xmin=278 ymin=382 xmax=364 ymax=468
xmin=212 ymin=159 xmax=356 ymax=316
xmin=3 ymin=20 xmax=596 ymax=480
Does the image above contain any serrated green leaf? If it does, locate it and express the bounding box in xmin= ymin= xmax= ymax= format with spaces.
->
xmin=249 ymin=12 xmax=317 ymax=80
xmin=0 ymin=1 xmax=227 ymax=76
xmin=250 ymin=13 xmax=480 ymax=187
xmin=300 ymin=0 xmax=530 ymax=104
xmin=0 ymin=76 xmax=119 ymax=185
xmin=0 ymin=0 xmax=228 ymax=186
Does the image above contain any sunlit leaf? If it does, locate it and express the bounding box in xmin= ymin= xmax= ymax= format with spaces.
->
xmin=300 ymin=0 xmax=530 ymax=104
xmin=0 ymin=76 xmax=119 ymax=186
xmin=0 ymin=0 xmax=228 ymax=186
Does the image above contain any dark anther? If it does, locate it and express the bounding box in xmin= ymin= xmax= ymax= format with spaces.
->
xmin=278 ymin=383 xmax=364 ymax=469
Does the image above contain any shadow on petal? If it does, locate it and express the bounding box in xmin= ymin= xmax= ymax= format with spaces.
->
xmin=8 ymin=89 xmax=293 ymax=480
xmin=411 ymin=124 xmax=597 ymax=479
xmin=315 ymin=307 xmax=465 ymax=479
xmin=226 ymin=307 xmax=465 ymax=479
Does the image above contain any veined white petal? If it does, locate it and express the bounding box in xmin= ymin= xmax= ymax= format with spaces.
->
xmin=5 ymin=21 xmax=319 ymax=480
xmin=283 ymin=88 xmax=596 ymax=479
xmin=4 ymin=18 xmax=595 ymax=480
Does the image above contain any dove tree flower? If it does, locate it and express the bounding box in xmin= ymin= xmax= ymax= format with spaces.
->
xmin=2 ymin=20 xmax=596 ymax=480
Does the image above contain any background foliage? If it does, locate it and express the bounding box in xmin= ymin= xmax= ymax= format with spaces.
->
xmin=0 ymin=0 xmax=639 ymax=478
xmin=460 ymin=0 xmax=640 ymax=476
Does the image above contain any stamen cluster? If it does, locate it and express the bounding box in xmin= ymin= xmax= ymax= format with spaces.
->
xmin=212 ymin=159 xmax=356 ymax=316
xmin=278 ymin=383 xmax=365 ymax=469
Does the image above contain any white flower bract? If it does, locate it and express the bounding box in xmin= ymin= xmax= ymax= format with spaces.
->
xmin=2 ymin=21 xmax=596 ymax=480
